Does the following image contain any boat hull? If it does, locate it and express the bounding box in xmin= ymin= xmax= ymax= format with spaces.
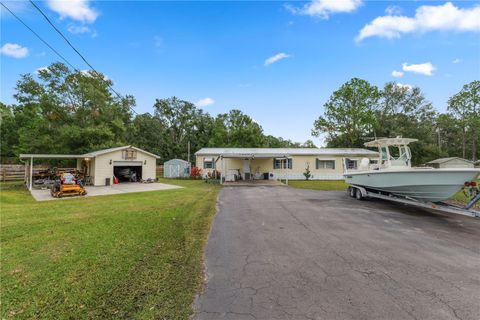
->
xmin=344 ymin=169 xmax=480 ymax=202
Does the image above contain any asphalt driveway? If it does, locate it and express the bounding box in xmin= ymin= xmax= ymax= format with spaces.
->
xmin=194 ymin=186 xmax=480 ymax=320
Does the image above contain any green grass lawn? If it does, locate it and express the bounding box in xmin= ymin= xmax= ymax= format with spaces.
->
xmin=1 ymin=179 xmax=220 ymax=319
xmin=287 ymin=180 xmax=349 ymax=191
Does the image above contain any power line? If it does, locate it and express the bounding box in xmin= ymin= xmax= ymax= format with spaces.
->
xmin=0 ymin=2 xmax=76 ymax=71
xmin=1 ymin=1 xmax=77 ymax=123
xmin=1 ymin=1 xmax=137 ymax=116
xmin=28 ymin=0 xmax=134 ymax=113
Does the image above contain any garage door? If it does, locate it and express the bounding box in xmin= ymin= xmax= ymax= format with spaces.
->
xmin=113 ymin=161 xmax=143 ymax=166
xmin=113 ymin=161 xmax=143 ymax=182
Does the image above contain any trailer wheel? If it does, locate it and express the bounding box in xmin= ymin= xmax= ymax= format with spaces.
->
xmin=348 ymin=187 xmax=356 ymax=198
xmin=355 ymin=189 xmax=363 ymax=200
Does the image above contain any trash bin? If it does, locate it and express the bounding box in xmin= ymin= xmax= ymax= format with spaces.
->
xmin=105 ymin=177 xmax=111 ymax=186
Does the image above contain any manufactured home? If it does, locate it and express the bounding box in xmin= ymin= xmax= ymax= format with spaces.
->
xmin=195 ymin=148 xmax=378 ymax=181
xmin=20 ymin=146 xmax=159 ymax=189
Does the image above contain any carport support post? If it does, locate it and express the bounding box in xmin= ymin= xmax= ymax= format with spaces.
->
xmin=221 ymin=156 xmax=225 ymax=185
xmin=29 ymin=156 xmax=33 ymax=190
xmin=285 ymin=155 xmax=289 ymax=186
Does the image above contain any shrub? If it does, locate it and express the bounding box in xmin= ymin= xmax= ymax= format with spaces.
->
xmin=190 ymin=166 xmax=202 ymax=179
xmin=207 ymin=170 xmax=221 ymax=180
xmin=303 ymin=164 xmax=312 ymax=181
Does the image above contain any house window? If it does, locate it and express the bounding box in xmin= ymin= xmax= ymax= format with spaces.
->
xmin=346 ymin=159 xmax=358 ymax=170
xmin=316 ymin=159 xmax=335 ymax=170
xmin=274 ymin=158 xmax=292 ymax=169
xmin=203 ymin=158 xmax=215 ymax=169
xmin=123 ymin=149 xmax=137 ymax=160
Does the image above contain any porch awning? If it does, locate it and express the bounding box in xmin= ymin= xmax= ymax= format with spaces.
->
xmin=219 ymin=153 xmax=290 ymax=159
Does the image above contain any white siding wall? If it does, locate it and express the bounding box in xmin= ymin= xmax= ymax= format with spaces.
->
xmin=93 ymin=151 xmax=156 ymax=186
xmin=196 ymin=155 xmax=376 ymax=180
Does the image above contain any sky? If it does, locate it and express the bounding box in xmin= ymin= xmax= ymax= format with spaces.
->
xmin=1 ymin=0 xmax=479 ymax=145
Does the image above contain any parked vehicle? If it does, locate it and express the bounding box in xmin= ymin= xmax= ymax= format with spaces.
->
xmin=344 ymin=137 xmax=480 ymax=217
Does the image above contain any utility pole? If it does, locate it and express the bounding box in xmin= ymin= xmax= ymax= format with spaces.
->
xmin=436 ymin=128 xmax=441 ymax=153
xmin=187 ymin=141 xmax=190 ymax=163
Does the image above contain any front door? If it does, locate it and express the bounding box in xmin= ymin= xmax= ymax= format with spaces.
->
xmin=243 ymin=159 xmax=251 ymax=180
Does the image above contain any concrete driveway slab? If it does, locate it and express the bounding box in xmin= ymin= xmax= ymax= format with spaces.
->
xmin=30 ymin=182 xmax=182 ymax=201
xmin=194 ymin=186 xmax=480 ymax=320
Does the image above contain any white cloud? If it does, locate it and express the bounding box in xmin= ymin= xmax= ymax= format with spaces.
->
xmin=395 ymin=83 xmax=413 ymax=91
xmin=0 ymin=43 xmax=28 ymax=58
xmin=356 ymin=2 xmax=480 ymax=42
xmin=264 ymin=53 xmax=291 ymax=66
xmin=452 ymin=58 xmax=461 ymax=64
xmin=47 ymin=0 xmax=99 ymax=23
xmin=391 ymin=70 xmax=404 ymax=78
xmin=385 ymin=5 xmax=402 ymax=16
xmin=402 ymin=62 xmax=435 ymax=76
xmin=67 ymin=23 xmax=97 ymax=37
xmin=67 ymin=24 xmax=91 ymax=34
xmin=196 ymin=97 xmax=215 ymax=107
xmin=286 ymin=0 xmax=362 ymax=19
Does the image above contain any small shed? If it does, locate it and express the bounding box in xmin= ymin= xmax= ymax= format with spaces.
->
xmin=426 ymin=157 xmax=474 ymax=169
xmin=164 ymin=159 xmax=190 ymax=178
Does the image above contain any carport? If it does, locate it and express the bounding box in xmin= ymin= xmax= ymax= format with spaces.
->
xmin=19 ymin=154 xmax=88 ymax=191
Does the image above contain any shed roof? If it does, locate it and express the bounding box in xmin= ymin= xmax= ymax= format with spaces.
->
xmin=18 ymin=154 xmax=83 ymax=159
xmin=426 ymin=157 xmax=473 ymax=164
xmin=195 ymin=148 xmax=378 ymax=158
xmin=83 ymin=145 xmax=160 ymax=159
xmin=20 ymin=145 xmax=160 ymax=159
xmin=164 ymin=159 xmax=190 ymax=164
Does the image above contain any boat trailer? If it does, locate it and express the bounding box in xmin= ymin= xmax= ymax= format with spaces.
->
xmin=347 ymin=185 xmax=480 ymax=218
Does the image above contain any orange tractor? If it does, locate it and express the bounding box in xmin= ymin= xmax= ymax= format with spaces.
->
xmin=51 ymin=172 xmax=87 ymax=198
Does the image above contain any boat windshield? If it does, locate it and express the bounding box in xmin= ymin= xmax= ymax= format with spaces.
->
xmin=379 ymin=145 xmax=411 ymax=167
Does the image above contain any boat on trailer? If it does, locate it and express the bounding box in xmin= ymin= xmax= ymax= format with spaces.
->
xmin=344 ymin=137 xmax=480 ymax=217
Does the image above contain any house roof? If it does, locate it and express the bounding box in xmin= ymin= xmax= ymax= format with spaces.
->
xmin=195 ymin=148 xmax=378 ymax=158
xmin=20 ymin=145 xmax=160 ymax=159
xmin=426 ymin=157 xmax=473 ymax=164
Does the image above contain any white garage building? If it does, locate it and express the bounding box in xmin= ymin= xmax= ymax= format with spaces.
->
xmin=20 ymin=145 xmax=160 ymax=189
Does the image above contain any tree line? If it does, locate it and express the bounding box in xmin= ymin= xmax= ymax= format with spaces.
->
xmin=0 ymin=62 xmax=314 ymax=163
xmin=312 ymin=78 xmax=479 ymax=164
xmin=1 ymin=62 xmax=478 ymax=165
